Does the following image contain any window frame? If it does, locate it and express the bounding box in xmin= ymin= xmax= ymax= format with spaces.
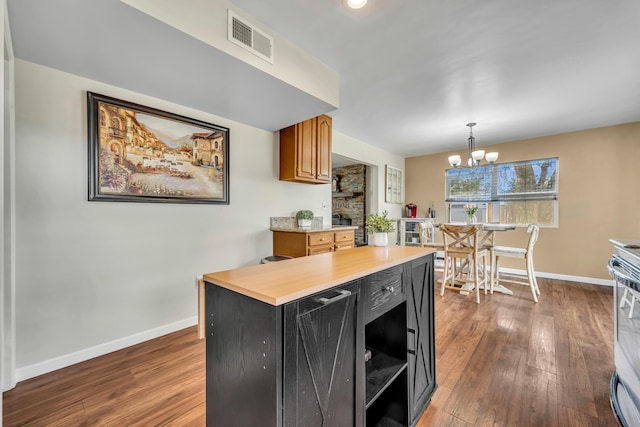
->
xmin=445 ymin=157 xmax=559 ymax=227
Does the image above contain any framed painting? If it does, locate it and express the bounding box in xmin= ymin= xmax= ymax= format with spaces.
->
xmin=88 ymin=92 xmax=230 ymax=204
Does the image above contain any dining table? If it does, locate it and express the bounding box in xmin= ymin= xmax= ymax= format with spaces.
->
xmin=480 ymin=223 xmax=517 ymax=295
xmin=439 ymin=222 xmax=517 ymax=296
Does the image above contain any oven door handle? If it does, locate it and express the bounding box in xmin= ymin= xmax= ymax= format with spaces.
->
xmin=608 ymin=258 xmax=640 ymax=285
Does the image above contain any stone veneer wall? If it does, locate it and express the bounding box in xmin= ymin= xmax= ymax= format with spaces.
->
xmin=332 ymin=164 xmax=366 ymax=244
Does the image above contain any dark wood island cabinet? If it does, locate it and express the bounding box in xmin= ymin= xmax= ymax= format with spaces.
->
xmin=204 ymin=246 xmax=436 ymax=426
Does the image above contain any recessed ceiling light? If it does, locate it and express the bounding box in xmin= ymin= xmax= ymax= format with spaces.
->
xmin=345 ymin=0 xmax=368 ymax=10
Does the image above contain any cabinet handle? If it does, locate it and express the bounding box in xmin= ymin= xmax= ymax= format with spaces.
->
xmin=383 ymin=286 xmax=395 ymax=293
xmin=407 ymin=328 xmax=416 ymax=355
xmin=318 ymin=289 xmax=351 ymax=305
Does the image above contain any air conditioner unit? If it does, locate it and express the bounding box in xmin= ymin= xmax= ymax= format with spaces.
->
xmin=227 ymin=10 xmax=274 ymax=64
xmin=448 ymin=202 xmax=489 ymax=223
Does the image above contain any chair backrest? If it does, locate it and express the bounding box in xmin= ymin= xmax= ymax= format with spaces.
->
xmin=418 ymin=221 xmax=436 ymax=245
xmin=440 ymin=224 xmax=482 ymax=256
xmin=526 ymin=224 xmax=540 ymax=254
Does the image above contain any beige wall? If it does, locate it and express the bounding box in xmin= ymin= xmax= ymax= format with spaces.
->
xmin=406 ymin=122 xmax=640 ymax=280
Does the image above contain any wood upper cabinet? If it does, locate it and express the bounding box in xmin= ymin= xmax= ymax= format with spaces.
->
xmin=280 ymin=114 xmax=332 ymax=184
xmin=315 ymin=114 xmax=332 ymax=182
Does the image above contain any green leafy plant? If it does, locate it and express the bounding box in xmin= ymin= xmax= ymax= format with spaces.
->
xmin=365 ymin=210 xmax=396 ymax=234
xmin=463 ymin=203 xmax=478 ymax=216
xmin=296 ymin=210 xmax=314 ymax=221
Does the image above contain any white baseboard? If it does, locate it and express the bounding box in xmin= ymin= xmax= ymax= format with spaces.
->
xmin=498 ymin=267 xmax=614 ymax=287
xmin=435 ymin=258 xmax=613 ymax=287
xmin=15 ymin=316 xmax=198 ymax=383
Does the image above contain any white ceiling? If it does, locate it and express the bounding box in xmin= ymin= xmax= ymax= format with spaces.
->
xmin=8 ymin=0 xmax=640 ymax=158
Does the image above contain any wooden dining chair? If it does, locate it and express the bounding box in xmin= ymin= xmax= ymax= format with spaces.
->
xmin=418 ymin=221 xmax=446 ymax=276
xmin=491 ymin=224 xmax=540 ymax=302
xmin=440 ymin=224 xmax=489 ymax=304
xmin=418 ymin=221 xmax=444 ymax=250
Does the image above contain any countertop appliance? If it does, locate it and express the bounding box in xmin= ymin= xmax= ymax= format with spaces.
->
xmin=405 ymin=203 xmax=417 ymax=218
xmin=608 ymin=238 xmax=640 ymax=426
xmin=331 ymin=213 xmax=352 ymax=226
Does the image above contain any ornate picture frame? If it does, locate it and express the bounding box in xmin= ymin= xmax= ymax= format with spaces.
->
xmin=88 ymin=92 xmax=230 ymax=204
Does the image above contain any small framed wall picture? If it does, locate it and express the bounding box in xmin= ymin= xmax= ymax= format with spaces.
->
xmin=385 ymin=165 xmax=403 ymax=204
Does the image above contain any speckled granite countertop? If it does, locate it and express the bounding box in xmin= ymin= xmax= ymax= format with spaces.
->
xmin=270 ymin=216 xmax=357 ymax=233
xmin=270 ymin=225 xmax=358 ymax=233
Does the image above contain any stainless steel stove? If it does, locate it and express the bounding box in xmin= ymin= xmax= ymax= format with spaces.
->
xmin=609 ymin=238 xmax=640 ymax=426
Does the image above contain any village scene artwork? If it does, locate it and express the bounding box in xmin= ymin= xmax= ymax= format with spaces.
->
xmin=94 ymin=99 xmax=228 ymax=202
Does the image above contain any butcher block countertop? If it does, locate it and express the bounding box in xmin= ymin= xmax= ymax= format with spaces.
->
xmin=203 ymin=246 xmax=434 ymax=306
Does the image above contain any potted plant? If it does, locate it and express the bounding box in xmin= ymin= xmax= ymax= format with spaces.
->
xmin=463 ymin=203 xmax=478 ymax=224
xmin=365 ymin=210 xmax=396 ymax=246
xmin=296 ymin=210 xmax=314 ymax=228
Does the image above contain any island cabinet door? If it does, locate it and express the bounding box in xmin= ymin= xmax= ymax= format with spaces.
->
xmin=404 ymin=253 xmax=436 ymax=425
xmin=283 ymin=280 xmax=365 ymax=426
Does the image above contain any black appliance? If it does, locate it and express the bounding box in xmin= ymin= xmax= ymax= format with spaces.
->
xmin=332 ymin=214 xmax=352 ymax=226
xmin=608 ymin=238 xmax=640 ymax=426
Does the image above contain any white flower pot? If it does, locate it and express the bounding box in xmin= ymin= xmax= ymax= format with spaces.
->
xmin=372 ymin=232 xmax=388 ymax=247
xmin=298 ymin=219 xmax=312 ymax=227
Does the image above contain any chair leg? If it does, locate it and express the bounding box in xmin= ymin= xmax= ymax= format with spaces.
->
xmin=473 ymin=254 xmax=480 ymax=304
xmin=441 ymin=255 xmax=449 ymax=296
xmin=490 ymin=252 xmax=496 ymax=294
xmin=528 ymin=254 xmax=540 ymax=296
xmin=483 ymin=252 xmax=488 ymax=295
xmin=493 ymin=256 xmax=500 ymax=294
xmin=526 ymin=256 xmax=538 ymax=303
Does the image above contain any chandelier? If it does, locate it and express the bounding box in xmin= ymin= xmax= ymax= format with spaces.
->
xmin=448 ymin=123 xmax=499 ymax=168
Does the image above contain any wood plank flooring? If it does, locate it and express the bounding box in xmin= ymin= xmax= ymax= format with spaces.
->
xmin=3 ymin=277 xmax=617 ymax=426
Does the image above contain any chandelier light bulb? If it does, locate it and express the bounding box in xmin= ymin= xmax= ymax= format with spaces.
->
xmin=485 ymin=152 xmax=499 ymax=163
xmin=448 ymin=155 xmax=461 ymax=168
xmin=472 ymin=150 xmax=485 ymax=161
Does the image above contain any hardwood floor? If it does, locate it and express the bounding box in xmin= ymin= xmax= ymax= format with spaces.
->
xmin=3 ymin=277 xmax=617 ymax=426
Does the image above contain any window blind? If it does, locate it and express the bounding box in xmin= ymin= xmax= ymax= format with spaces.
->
xmin=446 ymin=157 xmax=558 ymax=203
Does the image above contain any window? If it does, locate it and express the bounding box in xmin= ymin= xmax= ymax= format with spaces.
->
xmin=445 ymin=157 xmax=558 ymax=226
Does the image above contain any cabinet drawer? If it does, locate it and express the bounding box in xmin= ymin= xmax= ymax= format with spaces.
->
xmin=308 ymin=244 xmax=333 ymax=256
xmin=364 ymin=265 xmax=405 ymax=323
xmin=334 ymin=230 xmax=354 ymax=243
xmin=334 ymin=242 xmax=354 ymax=251
xmin=308 ymin=232 xmax=333 ymax=247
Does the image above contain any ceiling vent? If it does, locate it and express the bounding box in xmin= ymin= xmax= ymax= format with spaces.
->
xmin=227 ymin=10 xmax=274 ymax=64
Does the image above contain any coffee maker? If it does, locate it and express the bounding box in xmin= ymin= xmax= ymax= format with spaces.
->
xmin=405 ymin=203 xmax=417 ymax=218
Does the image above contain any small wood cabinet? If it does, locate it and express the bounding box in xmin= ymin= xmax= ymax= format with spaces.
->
xmin=279 ymin=114 xmax=332 ymax=184
xmin=273 ymin=229 xmax=355 ymax=258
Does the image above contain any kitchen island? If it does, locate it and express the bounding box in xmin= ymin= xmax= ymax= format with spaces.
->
xmin=203 ymin=246 xmax=436 ymax=426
